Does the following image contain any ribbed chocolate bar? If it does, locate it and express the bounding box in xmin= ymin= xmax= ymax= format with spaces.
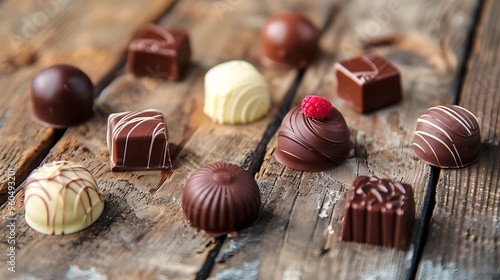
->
xmin=107 ymin=109 xmax=172 ymax=171
xmin=341 ymin=176 xmax=415 ymax=250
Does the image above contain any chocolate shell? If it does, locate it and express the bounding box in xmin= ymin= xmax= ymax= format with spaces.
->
xmin=204 ymin=60 xmax=271 ymax=124
xmin=107 ymin=109 xmax=172 ymax=171
xmin=31 ymin=64 xmax=94 ymax=128
xmin=182 ymin=162 xmax=261 ymax=235
xmin=260 ymin=12 xmax=320 ymax=69
xmin=334 ymin=54 xmax=402 ymax=113
xmin=274 ymin=105 xmax=352 ymax=171
xmin=341 ymin=176 xmax=415 ymax=250
xmin=127 ymin=24 xmax=191 ymax=81
xmin=413 ymin=105 xmax=481 ymax=168
xmin=24 ymin=161 xmax=104 ymax=235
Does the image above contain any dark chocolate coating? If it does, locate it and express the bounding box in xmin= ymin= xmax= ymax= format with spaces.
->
xmin=274 ymin=105 xmax=351 ymax=171
xmin=182 ymin=162 xmax=261 ymax=235
xmin=107 ymin=109 xmax=172 ymax=171
xmin=30 ymin=64 xmax=94 ymax=128
xmin=127 ymin=24 xmax=191 ymax=81
xmin=334 ymin=54 xmax=402 ymax=113
xmin=413 ymin=105 xmax=481 ymax=168
xmin=341 ymin=176 xmax=415 ymax=250
xmin=260 ymin=12 xmax=320 ymax=69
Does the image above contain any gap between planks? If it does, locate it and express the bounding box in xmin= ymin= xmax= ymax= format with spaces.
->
xmin=207 ymin=0 xmax=483 ymax=279
xmin=0 ymin=0 xmax=181 ymax=208
xmin=407 ymin=1 xmax=486 ymax=279
xmin=195 ymin=4 xmax=342 ymax=278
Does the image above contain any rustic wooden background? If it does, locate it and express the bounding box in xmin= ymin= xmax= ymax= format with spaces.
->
xmin=0 ymin=0 xmax=498 ymax=279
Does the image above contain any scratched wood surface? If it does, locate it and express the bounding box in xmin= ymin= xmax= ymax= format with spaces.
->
xmin=0 ymin=0 xmax=176 ymax=202
xmin=417 ymin=0 xmax=499 ymax=278
xmin=0 ymin=0 xmax=322 ymax=279
xmin=209 ymin=0 xmax=482 ymax=279
xmin=0 ymin=0 xmax=497 ymax=279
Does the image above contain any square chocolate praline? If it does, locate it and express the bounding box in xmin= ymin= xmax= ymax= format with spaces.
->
xmin=127 ymin=24 xmax=191 ymax=81
xmin=334 ymin=54 xmax=402 ymax=114
xmin=341 ymin=176 xmax=415 ymax=250
xmin=107 ymin=109 xmax=172 ymax=171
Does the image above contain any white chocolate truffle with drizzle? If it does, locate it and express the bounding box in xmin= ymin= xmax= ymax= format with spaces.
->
xmin=24 ymin=161 xmax=104 ymax=235
xmin=204 ymin=60 xmax=271 ymax=124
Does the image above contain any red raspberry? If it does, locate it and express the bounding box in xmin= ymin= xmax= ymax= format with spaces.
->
xmin=301 ymin=95 xmax=333 ymax=120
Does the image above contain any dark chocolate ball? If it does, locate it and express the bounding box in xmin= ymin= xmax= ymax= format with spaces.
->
xmin=182 ymin=162 xmax=261 ymax=236
xmin=31 ymin=64 xmax=94 ymax=128
xmin=260 ymin=12 xmax=320 ymax=69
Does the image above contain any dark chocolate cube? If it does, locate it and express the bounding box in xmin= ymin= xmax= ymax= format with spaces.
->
xmin=127 ymin=24 xmax=191 ymax=81
xmin=107 ymin=109 xmax=172 ymax=171
xmin=334 ymin=54 xmax=402 ymax=113
xmin=341 ymin=176 xmax=415 ymax=250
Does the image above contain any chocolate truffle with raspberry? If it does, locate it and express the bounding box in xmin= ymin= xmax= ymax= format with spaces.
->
xmin=274 ymin=95 xmax=352 ymax=171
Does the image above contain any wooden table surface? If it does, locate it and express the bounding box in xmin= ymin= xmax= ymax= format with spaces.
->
xmin=0 ymin=0 xmax=498 ymax=279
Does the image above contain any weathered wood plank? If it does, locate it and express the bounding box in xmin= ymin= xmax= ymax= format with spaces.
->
xmin=417 ymin=0 xmax=500 ymax=278
xmin=209 ymin=0 xmax=480 ymax=279
xmin=0 ymin=0 xmax=176 ymax=203
xmin=0 ymin=0 xmax=320 ymax=278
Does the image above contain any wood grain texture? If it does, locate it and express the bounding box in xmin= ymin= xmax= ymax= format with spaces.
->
xmin=0 ymin=0 xmax=495 ymax=279
xmin=209 ymin=0 xmax=480 ymax=279
xmin=0 ymin=0 xmax=316 ymax=278
xmin=0 ymin=0 xmax=176 ymax=203
xmin=417 ymin=0 xmax=500 ymax=278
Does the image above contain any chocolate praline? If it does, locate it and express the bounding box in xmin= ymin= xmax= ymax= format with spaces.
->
xmin=31 ymin=64 xmax=94 ymax=128
xmin=127 ymin=24 xmax=191 ymax=81
xmin=204 ymin=60 xmax=271 ymax=124
xmin=341 ymin=176 xmax=415 ymax=250
xmin=274 ymin=105 xmax=352 ymax=171
xmin=412 ymin=105 xmax=481 ymax=168
xmin=334 ymin=54 xmax=402 ymax=113
xmin=24 ymin=161 xmax=104 ymax=235
xmin=260 ymin=12 xmax=320 ymax=69
xmin=182 ymin=162 xmax=261 ymax=235
xmin=107 ymin=109 xmax=172 ymax=171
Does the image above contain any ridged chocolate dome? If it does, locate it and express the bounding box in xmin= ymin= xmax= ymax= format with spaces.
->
xmin=182 ymin=162 xmax=261 ymax=235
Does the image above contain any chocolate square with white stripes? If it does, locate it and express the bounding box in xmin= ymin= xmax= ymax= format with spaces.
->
xmin=107 ymin=109 xmax=172 ymax=171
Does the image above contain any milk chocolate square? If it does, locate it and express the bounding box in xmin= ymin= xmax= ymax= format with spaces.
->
xmin=334 ymin=54 xmax=402 ymax=113
xmin=107 ymin=109 xmax=172 ymax=171
xmin=127 ymin=24 xmax=191 ymax=81
xmin=341 ymin=176 xmax=415 ymax=250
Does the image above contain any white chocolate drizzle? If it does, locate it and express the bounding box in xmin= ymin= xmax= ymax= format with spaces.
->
xmin=412 ymin=105 xmax=481 ymax=168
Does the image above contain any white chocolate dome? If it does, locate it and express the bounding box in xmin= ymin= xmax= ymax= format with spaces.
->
xmin=24 ymin=161 xmax=104 ymax=235
xmin=204 ymin=60 xmax=271 ymax=124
